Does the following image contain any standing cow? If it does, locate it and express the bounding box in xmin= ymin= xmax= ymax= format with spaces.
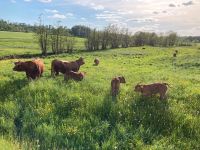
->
xmin=111 ymin=76 xmax=126 ymax=96
xmin=51 ymin=57 xmax=85 ymax=77
xmin=134 ymin=83 xmax=169 ymax=100
xmin=13 ymin=59 xmax=44 ymax=80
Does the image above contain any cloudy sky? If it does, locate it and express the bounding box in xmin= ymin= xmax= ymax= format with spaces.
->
xmin=0 ymin=0 xmax=200 ymax=36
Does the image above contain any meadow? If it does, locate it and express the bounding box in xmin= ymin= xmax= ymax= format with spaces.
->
xmin=0 ymin=31 xmax=200 ymax=149
xmin=0 ymin=31 xmax=85 ymax=57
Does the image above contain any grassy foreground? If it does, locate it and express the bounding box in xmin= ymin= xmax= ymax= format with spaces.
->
xmin=0 ymin=44 xmax=200 ymax=149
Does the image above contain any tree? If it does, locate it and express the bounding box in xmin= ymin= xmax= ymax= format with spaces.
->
xmin=71 ymin=25 xmax=91 ymax=37
xmin=35 ymin=25 xmax=49 ymax=55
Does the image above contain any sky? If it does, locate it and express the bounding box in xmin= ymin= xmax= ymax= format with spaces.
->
xmin=0 ymin=0 xmax=200 ymax=36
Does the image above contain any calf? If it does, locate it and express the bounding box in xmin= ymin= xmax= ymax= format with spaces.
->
xmin=51 ymin=57 xmax=85 ymax=77
xmin=94 ymin=58 xmax=100 ymax=66
xmin=64 ymin=71 xmax=86 ymax=81
xmin=134 ymin=83 xmax=169 ymax=100
xmin=111 ymin=76 xmax=126 ymax=96
xmin=13 ymin=59 xmax=44 ymax=80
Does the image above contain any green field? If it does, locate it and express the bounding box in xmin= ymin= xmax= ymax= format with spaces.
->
xmin=0 ymin=31 xmax=86 ymax=57
xmin=0 ymin=31 xmax=200 ymax=149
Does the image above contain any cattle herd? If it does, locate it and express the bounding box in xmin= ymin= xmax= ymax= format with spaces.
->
xmin=13 ymin=57 xmax=169 ymax=100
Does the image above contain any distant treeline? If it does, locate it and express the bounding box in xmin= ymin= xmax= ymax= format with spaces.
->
xmin=85 ymin=25 xmax=194 ymax=51
xmin=0 ymin=19 xmax=198 ymax=55
xmin=0 ymin=19 xmax=90 ymax=37
xmin=0 ymin=19 xmax=38 ymax=32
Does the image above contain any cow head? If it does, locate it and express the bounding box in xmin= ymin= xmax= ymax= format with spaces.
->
xmin=77 ymin=57 xmax=85 ymax=66
xmin=13 ymin=61 xmax=25 ymax=71
xmin=119 ymin=76 xmax=126 ymax=83
xmin=134 ymin=84 xmax=143 ymax=92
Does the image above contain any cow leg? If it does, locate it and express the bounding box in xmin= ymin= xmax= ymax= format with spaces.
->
xmin=64 ymin=73 xmax=68 ymax=81
xmin=55 ymin=71 xmax=59 ymax=76
xmin=116 ymin=88 xmax=119 ymax=96
xmin=26 ymin=73 xmax=32 ymax=81
xmin=160 ymin=92 xmax=167 ymax=100
xmin=112 ymin=89 xmax=117 ymax=97
xmin=160 ymin=87 xmax=167 ymax=100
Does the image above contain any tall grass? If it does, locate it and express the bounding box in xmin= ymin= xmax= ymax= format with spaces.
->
xmin=0 ymin=40 xmax=200 ymax=149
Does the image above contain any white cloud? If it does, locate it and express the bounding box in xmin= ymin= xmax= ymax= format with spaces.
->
xmin=66 ymin=13 xmax=74 ymax=17
xmin=61 ymin=0 xmax=200 ymax=35
xmin=24 ymin=0 xmax=32 ymax=2
xmin=45 ymin=9 xmax=58 ymax=13
xmin=90 ymin=3 xmax=104 ymax=10
xmin=48 ymin=14 xmax=66 ymax=19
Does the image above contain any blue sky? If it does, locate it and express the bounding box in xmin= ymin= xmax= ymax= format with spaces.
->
xmin=0 ymin=0 xmax=200 ymax=36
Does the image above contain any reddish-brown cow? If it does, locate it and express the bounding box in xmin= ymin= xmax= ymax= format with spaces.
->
xmin=51 ymin=57 xmax=85 ymax=77
xmin=111 ymin=76 xmax=126 ymax=96
xmin=134 ymin=83 xmax=169 ymax=100
xmin=64 ymin=71 xmax=86 ymax=81
xmin=13 ymin=59 xmax=44 ymax=80
xmin=94 ymin=58 xmax=100 ymax=66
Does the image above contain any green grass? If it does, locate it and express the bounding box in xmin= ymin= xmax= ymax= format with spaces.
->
xmin=0 ymin=31 xmax=86 ymax=57
xmin=0 ymin=31 xmax=200 ymax=149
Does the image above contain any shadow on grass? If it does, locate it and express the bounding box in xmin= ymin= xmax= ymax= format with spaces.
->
xmin=0 ymin=79 xmax=28 ymax=102
xmin=0 ymin=78 xmax=28 ymax=139
xmin=131 ymin=96 xmax=174 ymax=144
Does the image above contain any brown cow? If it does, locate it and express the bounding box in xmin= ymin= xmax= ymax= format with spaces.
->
xmin=13 ymin=59 xmax=44 ymax=80
xmin=51 ymin=57 xmax=85 ymax=77
xmin=173 ymin=53 xmax=177 ymax=58
xmin=134 ymin=83 xmax=169 ymax=100
xmin=111 ymin=76 xmax=126 ymax=96
xmin=64 ymin=71 xmax=86 ymax=81
xmin=94 ymin=58 xmax=99 ymax=66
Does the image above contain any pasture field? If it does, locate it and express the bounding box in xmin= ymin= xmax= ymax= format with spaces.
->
xmin=0 ymin=31 xmax=86 ymax=57
xmin=0 ymin=44 xmax=200 ymax=149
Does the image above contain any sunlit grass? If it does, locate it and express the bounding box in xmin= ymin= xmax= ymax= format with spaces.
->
xmin=0 ymin=31 xmax=86 ymax=57
xmin=0 ymin=32 xmax=200 ymax=149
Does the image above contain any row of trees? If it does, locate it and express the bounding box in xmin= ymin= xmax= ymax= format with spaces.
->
xmin=85 ymin=25 xmax=181 ymax=51
xmin=36 ymin=24 xmax=194 ymax=54
xmin=0 ymin=19 xmax=90 ymax=38
xmin=36 ymin=25 xmax=75 ymax=55
xmin=0 ymin=19 xmax=38 ymax=32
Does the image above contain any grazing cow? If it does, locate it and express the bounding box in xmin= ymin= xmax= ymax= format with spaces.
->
xmin=13 ymin=59 xmax=44 ymax=80
xmin=173 ymin=50 xmax=178 ymax=58
xmin=134 ymin=83 xmax=169 ymax=100
xmin=173 ymin=53 xmax=177 ymax=58
xmin=64 ymin=71 xmax=86 ymax=81
xmin=94 ymin=58 xmax=100 ymax=66
xmin=111 ymin=76 xmax=126 ymax=96
xmin=51 ymin=57 xmax=85 ymax=77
